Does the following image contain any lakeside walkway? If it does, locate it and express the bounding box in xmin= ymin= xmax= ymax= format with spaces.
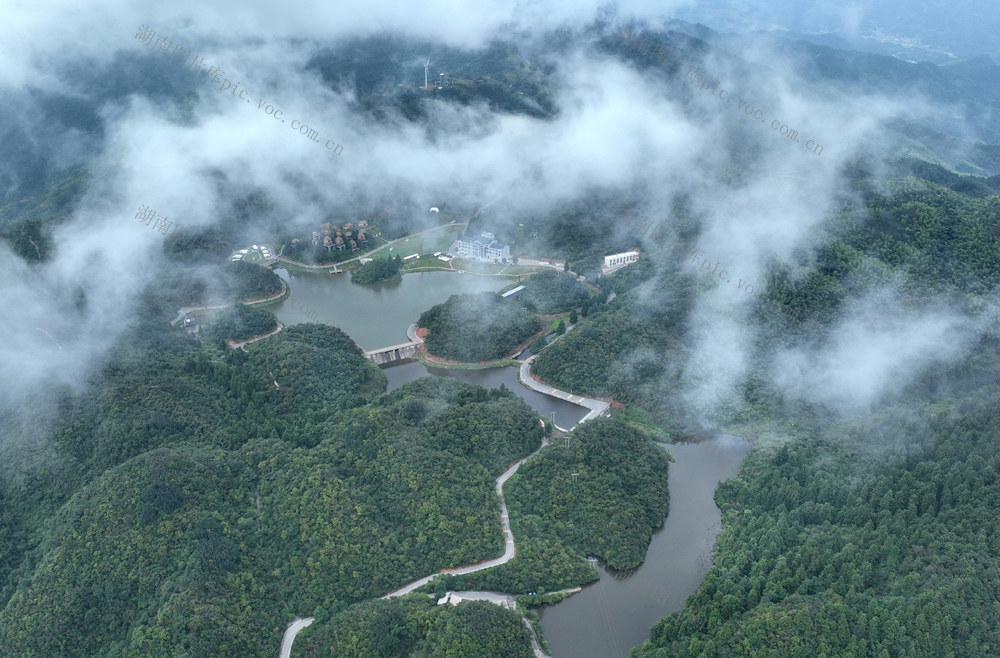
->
xmin=518 ymin=355 xmax=610 ymax=430
xmin=229 ymin=323 xmax=284 ymax=350
xmin=170 ymin=280 xmax=287 ymax=326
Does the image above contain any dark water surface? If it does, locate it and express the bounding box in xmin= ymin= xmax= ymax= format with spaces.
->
xmin=271 ymin=269 xmax=504 ymax=350
xmin=538 ymin=433 xmax=751 ymax=658
xmin=382 ymin=361 xmax=589 ymax=429
xmin=273 ymin=268 xmax=748 ymax=657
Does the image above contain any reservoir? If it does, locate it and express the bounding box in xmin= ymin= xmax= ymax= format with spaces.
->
xmin=269 ymin=268 xmax=588 ymax=426
xmin=538 ymin=434 xmax=751 ymax=658
xmin=270 ymin=269 xmax=505 ymax=350
xmin=382 ymin=361 xmax=590 ymax=429
xmin=269 ymin=267 xmax=748 ymax=658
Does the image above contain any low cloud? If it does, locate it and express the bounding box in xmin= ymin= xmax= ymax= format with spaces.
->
xmin=771 ymin=290 xmax=978 ymax=414
xmin=0 ymin=0 xmax=991 ymax=445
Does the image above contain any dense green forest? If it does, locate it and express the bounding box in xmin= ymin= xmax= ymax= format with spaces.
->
xmin=532 ymin=172 xmax=1000 ymax=432
xmin=145 ymin=261 xmax=283 ymax=317
xmin=201 ymin=304 xmax=279 ymax=342
xmin=0 ymin=166 xmax=90 ymax=259
xmin=0 ymin=313 xmax=561 ymax=655
xmin=0 ymin=277 xmax=684 ymax=657
xmin=635 ymin=381 xmax=1000 ymax=656
xmin=531 ymin=269 xmax=700 ymax=433
xmin=517 ymin=270 xmax=590 ymax=313
xmin=4 ymin=162 xmax=999 ymax=657
xmin=351 ymin=254 xmax=403 ymax=283
xmin=518 ymin=168 xmax=1000 ymax=655
xmin=308 ymin=36 xmax=555 ymax=121
xmin=5 ymin=20 xmax=1000 ymax=655
xmin=418 ymin=292 xmax=543 ymax=361
xmin=300 ymin=597 xmax=534 ymax=657
xmin=449 ymin=418 xmax=672 ymax=597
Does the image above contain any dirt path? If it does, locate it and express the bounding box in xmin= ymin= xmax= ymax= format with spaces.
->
xmin=228 ymin=323 xmax=283 ymax=349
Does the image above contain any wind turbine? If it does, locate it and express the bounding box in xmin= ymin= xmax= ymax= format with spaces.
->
xmin=424 ymin=58 xmax=430 ymax=89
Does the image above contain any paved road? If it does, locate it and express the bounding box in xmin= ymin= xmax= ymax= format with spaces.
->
xmin=228 ymin=323 xmax=283 ymax=349
xmin=279 ymin=617 xmax=313 ymax=658
xmin=442 ymin=591 xmax=516 ymax=607
xmin=518 ymin=355 xmax=610 ymax=428
xmin=515 ymin=258 xmax=565 ymax=270
xmin=171 ymin=280 xmax=287 ymax=326
xmin=406 ymin=322 xmax=422 ymax=343
xmin=276 ymin=221 xmax=468 ymax=271
xmin=523 ymin=617 xmax=549 ymax=658
xmin=382 ymin=438 xmax=547 ymax=598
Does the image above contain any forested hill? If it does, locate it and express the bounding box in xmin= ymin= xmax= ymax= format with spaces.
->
xmin=532 ymin=169 xmax=1000 ymax=433
xmin=419 ymin=292 xmax=543 ymax=362
xmin=0 ymin=314 xmax=552 ymax=655
xmin=604 ymin=21 xmax=1000 ymax=174
xmin=635 ymin=389 xmax=1000 ymax=656
xmin=514 ymin=167 xmax=1000 ymax=653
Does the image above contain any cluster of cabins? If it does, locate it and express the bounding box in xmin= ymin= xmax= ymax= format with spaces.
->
xmin=313 ymin=221 xmax=370 ymax=252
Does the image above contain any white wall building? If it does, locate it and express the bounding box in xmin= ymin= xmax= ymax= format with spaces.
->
xmin=450 ymin=232 xmax=511 ymax=262
xmin=602 ymin=250 xmax=640 ymax=272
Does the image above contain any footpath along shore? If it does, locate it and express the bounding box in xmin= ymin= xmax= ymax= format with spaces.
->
xmin=518 ymin=355 xmax=610 ymax=430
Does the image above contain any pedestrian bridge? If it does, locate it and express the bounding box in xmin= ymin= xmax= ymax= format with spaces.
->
xmin=363 ymin=341 xmax=420 ymax=365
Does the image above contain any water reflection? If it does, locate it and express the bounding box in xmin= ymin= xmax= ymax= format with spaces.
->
xmin=270 ymin=269 xmax=505 ymax=350
xmin=382 ymin=361 xmax=589 ymax=428
xmin=539 ymin=433 xmax=751 ymax=658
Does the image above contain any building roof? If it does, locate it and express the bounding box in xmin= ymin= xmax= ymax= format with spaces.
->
xmin=456 ymin=235 xmax=507 ymax=250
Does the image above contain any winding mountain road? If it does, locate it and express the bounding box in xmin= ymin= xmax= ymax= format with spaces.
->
xmin=279 ymin=617 xmax=313 ymax=658
xmin=170 ymin=280 xmax=287 ymax=326
xmin=381 ymin=436 xmax=547 ymax=598
xmin=277 ymin=302 xmax=608 ymax=657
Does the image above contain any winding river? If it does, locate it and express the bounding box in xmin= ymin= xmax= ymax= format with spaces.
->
xmin=386 ymin=356 xmax=750 ymax=657
xmin=538 ymin=433 xmax=750 ymax=658
xmin=268 ymin=268 xmax=750 ymax=657
xmin=383 ymin=361 xmax=590 ymax=429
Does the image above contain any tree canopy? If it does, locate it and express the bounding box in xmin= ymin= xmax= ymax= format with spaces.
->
xmin=418 ymin=292 xmax=543 ymax=362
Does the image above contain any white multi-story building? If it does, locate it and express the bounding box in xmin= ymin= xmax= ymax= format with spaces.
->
xmin=450 ymin=232 xmax=511 ymax=262
xmin=602 ymin=250 xmax=640 ymax=272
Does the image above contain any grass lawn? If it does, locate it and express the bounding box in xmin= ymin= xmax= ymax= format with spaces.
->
xmin=402 ymin=261 xmax=452 ymax=273
xmin=366 ymin=225 xmax=465 ymax=261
